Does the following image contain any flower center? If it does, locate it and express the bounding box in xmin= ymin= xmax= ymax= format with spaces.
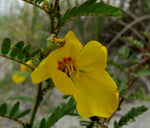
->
xmin=57 ymin=57 xmax=79 ymax=77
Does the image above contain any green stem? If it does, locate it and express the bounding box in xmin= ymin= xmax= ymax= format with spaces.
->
xmin=28 ymin=83 xmax=43 ymax=128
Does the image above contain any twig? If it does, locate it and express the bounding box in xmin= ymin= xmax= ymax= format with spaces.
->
xmin=118 ymin=20 xmax=144 ymax=41
xmin=1 ymin=115 xmax=25 ymax=128
xmin=107 ymin=15 xmax=150 ymax=49
xmin=50 ymin=14 xmax=54 ymax=34
xmin=20 ymin=0 xmax=48 ymax=14
xmin=124 ymin=10 xmax=145 ymax=28
xmin=50 ymin=0 xmax=60 ymax=34
xmin=53 ymin=0 xmax=59 ymax=11
xmin=101 ymin=118 xmax=105 ymax=128
xmin=0 ymin=54 xmax=34 ymax=71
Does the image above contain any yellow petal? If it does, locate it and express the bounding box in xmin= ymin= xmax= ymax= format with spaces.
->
xmin=64 ymin=31 xmax=83 ymax=58
xmin=20 ymin=60 xmax=33 ymax=72
xmin=31 ymin=31 xmax=83 ymax=84
xmin=51 ymin=70 xmax=77 ymax=95
xmin=12 ymin=73 xmax=26 ymax=83
xmin=31 ymin=58 xmax=51 ymax=84
xmin=73 ymin=71 xmax=118 ymax=118
xmin=75 ymin=41 xmax=107 ymax=72
xmin=47 ymin=31 xmax=83 ymax=67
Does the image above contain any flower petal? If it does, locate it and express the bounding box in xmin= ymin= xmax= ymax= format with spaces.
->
xmin=12 ymin=73 xmax=26 ymax=83
xmin=20 ymin=60 xmax=33 ymax=72
xmin=64 ymin=31 xmax=83 ymax=58
xmin=51 ymin=70 xmax=77 ymax=95
xmin=31 ymin=58 xmax=51 ymax=84
xmin=47 ymin=31 xmax=83 ymax=67
xmin=31 ymin=31 xmax=82 ymax=84
xmin=75 ymin=41 xmax=107 ymax=72
xmin=73 ymin=71 xmax=118 ymax=118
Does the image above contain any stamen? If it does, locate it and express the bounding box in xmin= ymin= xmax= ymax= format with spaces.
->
xmin=64 ymin=68 xmax=68 ymax=74
xmin=57 ymin=61 xmax=62 ymax=70
xmin=57 ymin=57 xmax=79 ymax=78
xmin=68 ymin=57 xmax=72 ymax=61
xmin=63 ymin=58 xmax=67 ymax=62
xmin=63 ymin=57 xmax=72 ymax=62
xmin=70 ymin=64 xmax=74 ymax=73
xmin=57 ymin=66 xmax=61 ymax=70
xmin=58 ymin=61 xmax=62 ymax=66
xmin=66 ymin=64 xmax=72 ymax=76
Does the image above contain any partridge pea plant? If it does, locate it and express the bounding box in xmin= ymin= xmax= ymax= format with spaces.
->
xmin=0 ymin=0 xmax=149 ymax=128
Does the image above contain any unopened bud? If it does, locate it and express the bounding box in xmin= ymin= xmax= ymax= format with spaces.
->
xmin=47 ymin=34 xmax=65 ymax=49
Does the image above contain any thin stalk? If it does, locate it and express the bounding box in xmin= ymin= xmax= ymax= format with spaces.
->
xmin=28 ymin=83 xmax=43 ymax=128
xmin=53 ymin=0 xmax=60 ymax=12
xmin=0 ymin=54 xmax=34 ymax=71
xmin=50 ymin=14 xmax=54 ymax=34
xmin=20 ymin=0 xmax=48 ymax=14
xmin=50 ymin=1 xmax=54 ymax=34
xmin=1 ymin=115 xmax=25 ymax=128
xmin=50 ymin=0 xmax=60 ymax=34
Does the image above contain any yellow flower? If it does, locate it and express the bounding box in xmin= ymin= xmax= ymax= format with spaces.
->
xmin=12 ymin=60 xmax=33 ymax=83
xmin=20 ymin=60 xmax=33 ymax=72
xmin=12 ymin=73 xmax=26 ymax=83
xmin=31 ymin=31 xmax=119 ymax=118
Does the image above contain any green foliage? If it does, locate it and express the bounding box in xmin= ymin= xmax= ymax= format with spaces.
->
xmin=108 ymin=60 xmax=125 ymax=72
xmin=80 ymin=120 xmax=93 ymax=127
xmin=33 ymin=98 xmax=76 ymax=128
xmin=29 ymin=49 xmax=40 ymax=57
xmin=0 ymin=103 xmax=7 ymax=115
xmin=9 ymin=102 xmax=20 ymax=117
xmin=10 ymin=41 xmax=28 ymax=61
xmin=0 ymin=101 xmax=31 ymax=119
xmin=39 ymin=118 xmax=46 ymax=128
xmin=46 ymin=98 xmax=76 ymax=128
xmin=117 ymin=48 xmax=138 ymax=63
xmin=1 ymin=38 xmax=11 ymax=54
xmin=146 ymin=53 xmax=150 ymax=57
xmin=69 ymin=127 xmax=80 ymax=128
xmin=129 ymin=87 xmax=150 ymax=101
xmin=114 ymin=105 xmax=148 ymax=128
xmin=10 ymin=48 xmax=18 ymax=58
xmin=62 ymin=0 xmax=123 ymax=24
xmin=118 ymin=48 xmax=130 ymax=58
xmin=132 ymin=69 xmax=150 ymax=77
xmin=16 ymin=109 xmax=31 ymax=119
xmin=123 ymin=37 xmax=144 ymax=49
xmin=142 ymin=0 xmax=150 ymax=14
xmin=15 ymin=41 xmax=24 ymax=49
xmin=0 ymin=38 xmax=41 ymax=63
xmin=7 ymin=96 xmax=35 ymax=103
xmin=115 ymin=77 xmax=127 ymax=95
xmin=141 ymin=31 xmax=150 ymax=38
xmin=118 ymin=84 xmax=127 ymax=94
xmin=29 ymin=0 xmax=44 ymax=4
xmin=23 ymin=44 xmax=31 ymax=53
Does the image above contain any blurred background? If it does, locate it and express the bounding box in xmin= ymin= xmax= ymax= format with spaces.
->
xmin=0 ymin=0 xmax=150 ymax=128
